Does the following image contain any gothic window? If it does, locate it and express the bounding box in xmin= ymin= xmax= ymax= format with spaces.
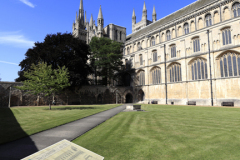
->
xmin=193 ymin=38 xmax=200 ymax=52
xmin=138 ymin=71 xmax=145 ymax=86
xmin=166 ymin=30 xmax=171 ymax=41
xmin=137 ymin=42 xmax=142 ymax=51
xmin=222 ymin=28 xmax=232 ymax=45
xmin=205 ymin=14 xmax=212 ymax=27
xmin=171 ymin=45 xmax=176 ymax=58
xmin=151 ymin=37 xmax=155 ymax=46
xmin=153 ymin=50 xmax=158 ymax=62
xmin=233 ymin=2 xmax=240 ymax=18
xmin=169 ymin=63 xmax=182 ymax=83
xmin=140 ymin=54 xmax=143 ymax=65
xmin=151 ymin=67 xmax=161 ymax=84
xmin=184 ymin=23 xmax=189 ymax=35
xmin=219 ymin=52 xmax=240 ymax=78
xmin=191 ymin=59 xmax=208 ymax=80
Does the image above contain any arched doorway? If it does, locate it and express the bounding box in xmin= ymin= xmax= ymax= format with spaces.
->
xmin=126 ymin=93 xmax=133 ymax=103
xmin=138 ymin=90 xmax=145 ymax=101
xmin=97 ymin=94 xmax=102 ymax=104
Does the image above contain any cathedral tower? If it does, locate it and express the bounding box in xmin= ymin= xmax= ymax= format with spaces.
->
xmin=97 ymin=5 xmax=104 ymax=37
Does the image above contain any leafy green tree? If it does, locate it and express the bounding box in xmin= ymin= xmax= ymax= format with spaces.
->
xmin=16 ymin=62 xmax=70 ymax=110
xmin=89 ymin=37 xmax=123 ymax=85
xmin=16 ymin=32 xmax=92 ymax=87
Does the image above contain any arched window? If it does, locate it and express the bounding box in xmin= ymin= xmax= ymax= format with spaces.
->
xmin=169 ymin=63 xmax=182 ymax=83
xmin=170 ymin=45 xmax=176 ymax=58
xmin=137 ymin=42 xmax=142 ymax=51
xmin=190 ymin=58 xmax=208 ymax=80
xmin=151 ymin=67 xmax=161 ymax=84
xmin=205 ymin=14 xmax=212 ymax=27
xmin=138 ymin=71 xmax=145 ymax=86
xmin=193 ymin=37 xmax=200 ymax=52
xmin=166 ymin=30 xmax=171 ymax=41
xmin=127 ymin=47 xmax=130 ymax=55
xmin=222 ymin=28 xmax=232 ymax=45
xmin=184 ymin=23 xmax=189 ymax=34
xmin=233 ymin=2 xmax=240 ymax=18
xmin=151 ymin=37 xmax=155 ymax=46
xmin=219 ymin=52 xmax=240 ymax=77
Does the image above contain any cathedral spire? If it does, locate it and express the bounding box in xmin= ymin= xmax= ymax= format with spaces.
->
xmin=98 ymin=5 xmax=103 ymax=19
xmin=132 ymin=8 xmax=136 ymax=18
xmin=143 ymin=1 xmax=146 ymax=11
xmin=142 ymin=1 xmax=147 ymax=21
xmin=85 ymin=11 xmax=87 ymax=23
xmin=90 ymin=14 xmax=93 ymax=26
xmin=75 ymin=12 xmax=78 ymax=22
xmin=152 ymin=6 xmax=156 ymax=22
xmin=79 ymin=0 xmax=83 ymax=10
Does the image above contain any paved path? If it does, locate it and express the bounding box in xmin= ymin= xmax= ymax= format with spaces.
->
xmin=0 ymin=104 xmax=127 ymax=160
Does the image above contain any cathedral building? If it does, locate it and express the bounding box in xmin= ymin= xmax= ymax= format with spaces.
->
xmin=73 ymin=0 xmax=240 ymax=107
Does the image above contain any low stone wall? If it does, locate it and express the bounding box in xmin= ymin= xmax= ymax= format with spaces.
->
xmin=0 ymin=82 xmax=136 ymax=107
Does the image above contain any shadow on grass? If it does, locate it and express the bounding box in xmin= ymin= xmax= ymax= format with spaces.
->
xmin=0 ymin=107 xmax=38 ymax=159
xmin=43 ymin=107 xmax=103 ymax=110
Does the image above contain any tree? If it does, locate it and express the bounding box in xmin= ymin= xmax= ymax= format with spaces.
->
xmin=16 ymin=32 xmax=92 ymax=87
xmin=89 ymin=37 xmax=123 ymax=85
xmin=16 ymin=62 xmax=70 ymax=110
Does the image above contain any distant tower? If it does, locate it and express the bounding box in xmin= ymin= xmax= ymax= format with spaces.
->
xmin=132 ymin=9 xmax=136 ymax=33
xmin=97 ymin=5 xmax=104 ymax=37
xmin=152 ymin=6 xmax=156 ymax=22
xmin=142 ymin=1 xmax=147 ymax=21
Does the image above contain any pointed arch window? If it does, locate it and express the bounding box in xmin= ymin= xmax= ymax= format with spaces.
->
xmin=222 ymin=28 xmax=232 ymax=45
xmin=219 ymin=52 xmax=240 ymax=78
xmin=233 ymin=2 xmax=240 ymax=18
xmin=191 ymin=59 xmax=208 ymax=80
xmin=171 ymin=45 xmax=176 ymax=58
xmin=169 ymin=63 xmax=182 ymax=83
xmin=138 ymin=71 xmax=145 ymax=86
xmin=205 ymin=14 xmax=212 ymax=27
xmin=184 ymin=23 xmax=189 ymax=34
xmin=153 ymin=50 xmax=158 ymax=62
xmin=166 ymin=30 xmax=171 ymax=41
xmin=193 ymin=38 xmax=200 ymax=52
xmin=151 ymin=67 xmax=161 ymax=85
xmin=151 ymin=37 xmax=155 ymax=46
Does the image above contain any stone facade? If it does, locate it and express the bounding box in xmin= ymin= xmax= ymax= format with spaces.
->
xmin=123 ymin=0 xmax=240 ymax=106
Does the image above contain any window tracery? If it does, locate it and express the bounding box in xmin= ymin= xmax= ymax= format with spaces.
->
xmin=169 ymin=63 xmax=182 ymax=83
xmin=190 ymin=59 xmax=208 ymax=80
xmin=151 ymin=67 xmax=161 ymax=85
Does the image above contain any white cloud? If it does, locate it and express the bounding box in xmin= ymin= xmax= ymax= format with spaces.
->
xmin=0 ymin=31 xmax=35 ymax=48
xmin=19 ymin=0 xmax=35 ymax=8
xmin=0 ymin=61 xmax=18 ymax=66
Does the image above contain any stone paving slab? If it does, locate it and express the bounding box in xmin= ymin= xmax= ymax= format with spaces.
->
xmin=0 ymin=104 xmax=127 ymax=160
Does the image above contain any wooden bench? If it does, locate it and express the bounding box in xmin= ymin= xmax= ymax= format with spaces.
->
xmin=151 ymin=101 xmax=158 ymax=104
xmin=133 ymin=105 xmax=141 ymax=110
xmin=222 ymin=102 xmax=234 ymax=107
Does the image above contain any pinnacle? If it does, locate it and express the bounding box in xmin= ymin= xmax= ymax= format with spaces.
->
xmin=153 ymin=6 xmax=156 ymax=15
xmin=79 ymin=0 xmax=83 ymax=10
xmin=132 ymin=8 xmax=136 ymax=18
xmin=98 ymin=5 xmax=103 ymax=19
xmin=143 ymin=1 xmax=146 ymax=11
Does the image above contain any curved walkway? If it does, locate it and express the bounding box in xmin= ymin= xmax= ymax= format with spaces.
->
xmin=0 ymin=104 xmax=128 ymax=160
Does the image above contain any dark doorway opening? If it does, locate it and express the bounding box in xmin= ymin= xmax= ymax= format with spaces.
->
xmin=126 ymin=93 xmax=133 ymax=103
xmin=138 ymin=90 xmax=145 ymax=101
xmin=97 ymin=94 xmax=102 ymax=104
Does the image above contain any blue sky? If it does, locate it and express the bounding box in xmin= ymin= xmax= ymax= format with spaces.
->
xmin=0 ymin=0 xmax=195 ymax=82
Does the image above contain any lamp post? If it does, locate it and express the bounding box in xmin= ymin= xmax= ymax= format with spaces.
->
xmin=8 ymin=87 xmax=11 ymax=108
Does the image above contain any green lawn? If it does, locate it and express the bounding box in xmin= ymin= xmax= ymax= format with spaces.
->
xmin=0 ymin=104 xmax=120 ymax=144
xmin=73 ymin=104 xmax=240 ymax=160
